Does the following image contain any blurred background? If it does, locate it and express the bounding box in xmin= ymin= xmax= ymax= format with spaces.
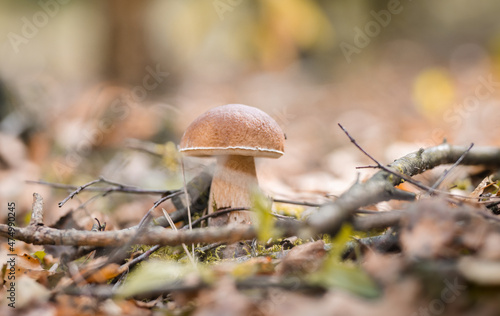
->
xmin=1 ymin=0 xmax=500 ymax=225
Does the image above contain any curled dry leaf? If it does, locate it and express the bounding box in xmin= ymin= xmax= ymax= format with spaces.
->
xmin=84 ymin=263 xmax=122 ymax=284
xmin=1 ymin=250 xmax=53 ymax=286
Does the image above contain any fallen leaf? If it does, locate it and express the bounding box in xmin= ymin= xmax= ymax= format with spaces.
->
xmin=275 ymin=240 xmax=326 ymax=276
xmin=84 ymin=263 xmax=122 ymax=284
xmin=15 ymin=275 xmax=51 ymax=309
xmin=308 ymin=225 xmax=379 ymax=298
xmin=193 ymin=277 xmax=256 ymax=316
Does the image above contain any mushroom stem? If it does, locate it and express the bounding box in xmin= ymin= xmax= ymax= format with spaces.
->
xmin=208 ymin=155 xmax=257 ymax=227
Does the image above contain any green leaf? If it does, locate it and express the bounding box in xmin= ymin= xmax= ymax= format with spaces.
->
xmin=312 ymin=262 xmax=380 ymax=298
xmin=33 ymin=250 xmax=46 ymax=263
xmin=116 ymin=260 xmax=198 ymax=298
xmin=329 ymin=223 xmax=354 ymax=260
xmin=309 ymin=224 xmax=380 ymax=298
xmin=251 ymin=190 xmax=276 ymax=242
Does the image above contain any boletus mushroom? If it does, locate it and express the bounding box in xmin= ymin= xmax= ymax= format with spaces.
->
xmin=179 ymin=104 xmax=285 ymax=227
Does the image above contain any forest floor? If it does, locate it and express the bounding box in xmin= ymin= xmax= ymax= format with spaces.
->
xmin=2 ymin=62 xmax=500 ymax=315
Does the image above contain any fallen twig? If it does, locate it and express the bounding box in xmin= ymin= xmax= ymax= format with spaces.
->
xmin=28 ymin=179 xmax=172 ymax=195
xmin=340 ymin=123 xmax=436 ymax=193
xmin=272 ymin=198 xmax=321 ymax=207
xmin=307 ymin=130 xmax=500 ymax=235
xmin=0 ymin=193 xmax=260 ymax=246
xmin=182 ymin=207 xmax=249 ymax=229
xmin=352 ymin=210 xmax=407 ymax=231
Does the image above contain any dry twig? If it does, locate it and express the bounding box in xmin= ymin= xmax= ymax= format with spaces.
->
xmin=306 ymin=129 xmax=500 ymax=234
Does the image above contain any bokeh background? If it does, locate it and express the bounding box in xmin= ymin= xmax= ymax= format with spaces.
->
xmin=2 ymin=0 xmax=500 ymax=225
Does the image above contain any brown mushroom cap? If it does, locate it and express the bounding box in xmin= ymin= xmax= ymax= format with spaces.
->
xmin=179 ymin=104 xmax=285 ymax=158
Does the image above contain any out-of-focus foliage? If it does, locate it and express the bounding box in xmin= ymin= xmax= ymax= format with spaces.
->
xmin=309 ymin=224 xmax=379 ymax=298
xmin=251 ymin=190 xmax=276 ymax=242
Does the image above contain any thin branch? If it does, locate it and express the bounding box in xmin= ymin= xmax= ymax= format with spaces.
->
xmin=355 ymin=165 xmax=379 ymax=169
xmin=428 ymin=143 xmax=474 ymax=193
xmin=272 ymin=198 xmax=321 ymax=207
xmin=58 ymin=178 xmax=102 ymax=207
xmin=152 ymin=191 xmax=184 ymax=210
xmin=136 ymin=191 xmax=183 ymax=228
xmin=352 ymin=210 xmax=406 ymax=231
xmin=121 ymin=245 xmax=160 ymax=269
xmin=338 ymin=123 xmax=432 ymax=192
xmin=53 ymin=177 xmax=177 ymax=208
xmin=27 ymin=179 xmax=172 ymax=196
xmin=183 ymin=207 xmax=249 ymax=229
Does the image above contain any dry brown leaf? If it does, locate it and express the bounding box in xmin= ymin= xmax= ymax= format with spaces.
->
xmin=55 ymin=294 xmax=101 ymax=316
xmin=193 ymin=277 xmax=256 ymax=316
xmin=16 ymin=276 xmax=51 ymax=309
xmin=2 ymin=251 xmax=53 ymax=285
xmin=470 ymin=175 xmax=499 ymax=199
xmin=275 ymin=240 xmax=326 ymax=276
xmin=362 ymin=252 xmax=406 ymax=284
xmin=84 ymin=263 xmax=123 ymax=284
xmin=400 ymin=199 xmax=491 ymax=259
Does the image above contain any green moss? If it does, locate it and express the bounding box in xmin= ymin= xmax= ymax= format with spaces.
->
xmin=452 ymin=178 xmax=473 ymax=191
xmin=130 ymin=244 xmax=191 ymax=263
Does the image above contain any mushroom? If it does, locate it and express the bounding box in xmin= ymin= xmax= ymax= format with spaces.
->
xmin=179 ymin=104 xmax=285 ymax=227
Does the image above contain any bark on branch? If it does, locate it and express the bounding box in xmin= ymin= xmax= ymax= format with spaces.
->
xmin=0 ymin=193 xmax=299 ymax=247
xmin=1 ymin=220 xmax=258 ymax=247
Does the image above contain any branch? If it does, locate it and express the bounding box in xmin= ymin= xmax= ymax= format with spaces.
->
xmin=427 ymin=143 xmax=474 ymax=194
xmin=182 ymin=207 xmax=249 ymax=229
xmin=307 ymin=137 xmax=500 ymax=234
xmin=352 ymin=210 xmax=406 ymax=231
xmin=1 ymin=216 xmax=258 ymax=247
xmin=0 ymin=193 xmax=408 ymax=248
xmin=341 ymin=123 xmax=435 ymax=192
xmin=0 ymin=193 xmax=280 ymax=247
xmin=272 ymin=198 xmax=321 ymax=207
xmin=28 ymin=179 xmax=172 ymax=195
xmin=55 ymin=177 xmax=177 ymax=207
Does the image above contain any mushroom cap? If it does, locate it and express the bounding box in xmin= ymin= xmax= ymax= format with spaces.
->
xmin=179 ymin=104 xmax=285 ymax=158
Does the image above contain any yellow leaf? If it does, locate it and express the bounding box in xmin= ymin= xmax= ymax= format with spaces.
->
xmin=412 ymin=68 xmax=456 ymax=120
xmin=251 ymin=190 xmax=276 ymax=242
xmin=162 ymin=141 xmax=180 ymax=172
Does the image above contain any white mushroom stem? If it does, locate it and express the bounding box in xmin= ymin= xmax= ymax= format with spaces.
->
xmin=208 ymin=155 xmax=257 ymax=227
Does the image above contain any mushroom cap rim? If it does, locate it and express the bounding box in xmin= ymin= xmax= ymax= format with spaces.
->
xmin=179 ymin=145 xmax=284 ymax=158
